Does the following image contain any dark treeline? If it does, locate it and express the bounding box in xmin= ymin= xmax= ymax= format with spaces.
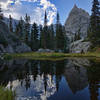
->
xmin=13 ymin=11 xmax=68 ymax=52
xmin=0 ymin=5 xmax=68 ymax=52
xmin=0 ymin=0 xmax=100 ymax=51
xmin=88 ymin=0 xmax=100 ymax=47
xmin=0 ymin=4 xmax=3 ymax=20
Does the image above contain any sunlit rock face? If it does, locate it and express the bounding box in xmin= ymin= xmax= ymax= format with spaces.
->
xmin=70 ymin=39 xmax=91 ymax=53
xmin=64 ymin=59 xmax=89 ymax=93
xmin=7 ymin=75 xmax=56 ymax=100
xmin=65 ymin=5 xmax=90 ymax=53
xmin=65 ymin=5 xmax=90 ymax=40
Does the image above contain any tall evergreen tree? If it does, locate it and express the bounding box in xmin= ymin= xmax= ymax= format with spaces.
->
xmin=88 ymin=0 xmax=100 ymax=46
xmin=9 ymin=15 xmax=13 ymax=32
xmin=41 ymin=11 xmax=49 ymax=49
xmin=15 ymin=17 xmax=24 ymax=40
xmin=56 ymin=12 xmax=60 ymax=25
xmin=48 ymin=24 xmax=55 ymax=49
xmin=74 ymin=28 xmax=81 ymax=41
xmin=0 ymin=4 xmax=3 ymax=20
xmin=44 ymin=11 xmax=48 ymax=27
xmin=19 ymin=17 xmax=24 ymax=40
xmin=56 ymin=12 xmax=66 ymax=51
xmin=24 ymin=14 xmax=30 ymax=44
xmin=31 ymin=22 xmax=39 ymax=51
xmin=39 ymin=25 xmax=43 ymax=48
xmin=56 ymin=12 xmax=60 ymax=50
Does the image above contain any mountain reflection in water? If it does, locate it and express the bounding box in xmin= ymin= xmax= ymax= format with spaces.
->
xmin=0 ymin=58 xmax=100 ymax=100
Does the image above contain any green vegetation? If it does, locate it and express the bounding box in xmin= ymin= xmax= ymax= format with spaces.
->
xmin=9 ymin=15 xmax=13 ymax=33
xmin=56 ymin=12 xmax=66 ymax=51
xmin=0 ymin=33 xmax=8 ymax=47
xmin=4 ymin=52 xmax=67 ymax=60
xmin=7 ymin=10 xmax=67 ymax=52
xmin=0 ymin=4 xmax=3 ymax=20
xmin=0 ymin=86 xmax=14 ymax=100
xmin=4 ymin=52 xmax=100 ymax=61
xmin=88 ymin=0 xmax=100 ymax=47
xmin=31 ymin=22 xmax=39 ymax=51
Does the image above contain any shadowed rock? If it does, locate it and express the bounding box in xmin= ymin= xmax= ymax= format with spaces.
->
xmin=0 ymin=21 xmax=31 ymax=53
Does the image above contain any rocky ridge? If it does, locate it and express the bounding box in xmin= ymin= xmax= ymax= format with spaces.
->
xmin=65 ymin=5 xmax=90 ymax=39
xmin=65 ymin=5 xmax=90 ymax=53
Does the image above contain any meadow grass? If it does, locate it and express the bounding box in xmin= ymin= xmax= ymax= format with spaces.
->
xmin=0 ymin=86 xmax=14 ymax=100
xmin=4 ymin=52 xmax=100 ymax=61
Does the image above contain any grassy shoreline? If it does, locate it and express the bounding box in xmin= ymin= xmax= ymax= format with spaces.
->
xmin=0 ymin=86 xmax=14 ymax=100
xmin=3 ymin=52 xmax=100 ymax=61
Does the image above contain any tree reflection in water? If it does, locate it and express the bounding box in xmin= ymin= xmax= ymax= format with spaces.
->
xmin=0 ymin=59 xmax=100 ymax=100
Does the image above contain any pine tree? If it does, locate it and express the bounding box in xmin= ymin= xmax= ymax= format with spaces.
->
xmin=0 ymin=4 xmax=3 ymax=20
xmin=31 ymin=22 xmax=39 ymax=51
xmin=88 ymin=0 xmax=100 ymax=46
xmin=15 ymin=17 xmax=24 ymax=40
xmin=41 ymin=11 xmax=49 ymax=49
xmin=56 ymin=12 xmax=66 ymax=51
xmin=9 ymin=15 xmax=13 ymax=32
xmin=48 ymin=24 xmax=55 ymax=49
xmin=19 ymin=17 xmax=24 ymax=40
xmin=24 ymin=14 xmax=30 ymax=44
xmin=15 ymin=23 xmax=19 ymax=35
xmin=44 ymin=11 xmax=48 ymax=27
xmin=39 ymin=25 xmax=43 ymax=48
xmin=56 ymin=12 xmax=60 ymax=50
xmin=74 ymin=33 xmax=77 ymax=41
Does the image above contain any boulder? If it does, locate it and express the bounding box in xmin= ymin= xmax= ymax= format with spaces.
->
xmin=15 ymin=43 xmax=31 ymax=53
xmin=70 ymin=39 xmax=91 ymax=53
xmin=37 ymin=48 xmax=54 ymax=53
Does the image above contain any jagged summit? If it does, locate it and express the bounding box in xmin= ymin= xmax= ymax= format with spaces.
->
xmin=73 ymin=4 xmax=78 ymax=9
xmin=64 ymin=5 xmax=90 ymax=53
xmin=65 ymin=5 xmax=90 ymax=39
xmin=69 ymin=5 xmax=89 ymax=17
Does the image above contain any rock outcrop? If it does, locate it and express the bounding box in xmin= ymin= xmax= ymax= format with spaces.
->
xmin=0 ymin=21 xmax=31 ymax=53
xmin=65 ymin=5 xmax=90 ymax=53
xmin=37 ymin=48 xmax=54 ymax=53
xmin=70 ymin=39 xmax=91 ymax=53
xmin=65 ymin=5 xmax=90 ymax=40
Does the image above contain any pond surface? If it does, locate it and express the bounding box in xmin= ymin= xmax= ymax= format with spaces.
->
xmin=0 ymin=58 xmax=100 ymax=100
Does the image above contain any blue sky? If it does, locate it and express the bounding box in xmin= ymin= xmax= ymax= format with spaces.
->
xmin=51 ymin=0 xmax=92 ymax=24
xmin=0 ymin=0 xmax=92 ymax=25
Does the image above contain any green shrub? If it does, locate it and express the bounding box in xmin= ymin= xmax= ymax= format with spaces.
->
xmin=0 ymin=86 xmax=14 ymax=100
xmin=0 ymin=33 xmax=8 ymax=47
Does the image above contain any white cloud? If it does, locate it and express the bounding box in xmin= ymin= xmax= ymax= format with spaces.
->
xmin=0 ymin=0 xmax=57 ymax=25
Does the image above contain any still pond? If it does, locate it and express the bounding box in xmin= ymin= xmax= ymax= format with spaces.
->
xmin=0 ymin=58 xmax=100 ymax=100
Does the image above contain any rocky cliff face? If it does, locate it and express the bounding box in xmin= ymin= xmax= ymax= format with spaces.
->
xmin=0 ymin=21 xmax=31 ymax=53
xmin=65 ymin=5 xmax=90 ymax=40
xmin=65 ymin=5 xmax=90 ymax=53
